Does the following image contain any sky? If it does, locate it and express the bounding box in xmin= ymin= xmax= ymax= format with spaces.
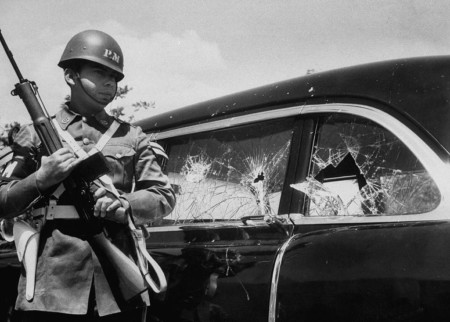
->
xmin=0 ymin=0 xmax=449 ymax=125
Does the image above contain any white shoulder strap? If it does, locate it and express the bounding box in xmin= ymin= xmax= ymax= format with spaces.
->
xmin=95 ymin=120 xmax=121 ymax=151
xmin=52 ymin=119 xmax=84 ymax=157
xmin=52 ymin=119 xmax=121 ymax=158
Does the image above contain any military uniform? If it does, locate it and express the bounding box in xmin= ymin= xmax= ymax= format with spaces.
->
xmin=0 ymin=105 xmax=176 ymax=317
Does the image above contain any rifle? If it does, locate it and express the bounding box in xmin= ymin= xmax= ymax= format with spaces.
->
xmin=0 ymin=30 xmax=147 ymax=305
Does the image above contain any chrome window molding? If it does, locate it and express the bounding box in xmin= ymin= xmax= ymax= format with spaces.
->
xmin=148 ymin=105 xmax=304 ymax=140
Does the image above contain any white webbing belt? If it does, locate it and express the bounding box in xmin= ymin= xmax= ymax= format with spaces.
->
xmin=32 ymin=179 xmax=79 ymax=220
xmin=48 ymin=118 xmax=167 ymax=294
xmin=32 ymin=205 xmax=78 ymax=220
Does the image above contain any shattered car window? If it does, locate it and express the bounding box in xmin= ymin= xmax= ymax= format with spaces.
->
xmin=162 ymin=119 xmax=294 ymax=224
xmin=292 ymin=114 xmax=440 ymax=216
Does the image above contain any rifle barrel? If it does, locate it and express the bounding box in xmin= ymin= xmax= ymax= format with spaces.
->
xmin=0 ymin=30 xmax=25 ymax=83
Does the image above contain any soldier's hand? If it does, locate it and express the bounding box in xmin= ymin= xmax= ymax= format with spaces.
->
xmin=36 ymin=148 xmax=80 ymax=191
xmin=93 ymin=186 xmax=130 ymax=224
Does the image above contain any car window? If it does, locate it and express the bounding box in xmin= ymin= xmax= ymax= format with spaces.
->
xmin=292 ymin=113 xmax=441 ymax=216
xmin=159 ymin=118 xmax=294 ymax=225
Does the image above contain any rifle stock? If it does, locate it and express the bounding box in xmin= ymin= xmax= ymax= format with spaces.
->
xmin=90 ymin=233 xmax=147 ymax=301
xmin=0 ymin=30 xmax=147 ymax=303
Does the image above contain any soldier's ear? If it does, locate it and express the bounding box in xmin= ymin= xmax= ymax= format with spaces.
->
xmin=64 ymin=68 xmax=77 ymax=86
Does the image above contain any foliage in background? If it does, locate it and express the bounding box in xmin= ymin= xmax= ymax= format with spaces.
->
xmin=109 ymin=85 xmax=155 ymax=122
xmin=0 ymin=122 xmax=20 ymax=148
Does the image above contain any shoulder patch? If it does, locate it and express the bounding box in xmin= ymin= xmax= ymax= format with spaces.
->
xmin=148 ymin=141 xmax=168 ymax=160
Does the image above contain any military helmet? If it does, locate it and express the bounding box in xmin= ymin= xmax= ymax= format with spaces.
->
xmin=58 ymin=30 xmax=124 ymax=81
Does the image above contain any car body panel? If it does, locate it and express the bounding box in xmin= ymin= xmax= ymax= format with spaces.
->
xmin=146 ymin=226 xmax=285 ymax=321
xmin=272 ymin=221 xmax=450 ymax=321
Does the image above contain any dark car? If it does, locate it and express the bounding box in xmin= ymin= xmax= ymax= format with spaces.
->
xmin=2 ymin=56 xmax=450 ymax=321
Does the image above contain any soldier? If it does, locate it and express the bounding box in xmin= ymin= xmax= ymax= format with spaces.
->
xmin=0 ymin=30 xmax=176 ymax=321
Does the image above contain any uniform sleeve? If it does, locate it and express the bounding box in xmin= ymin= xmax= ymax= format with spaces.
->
xmin=0 ymin=125 xmax=43 ymax=218
xmin=121 ymin=127 xmax=175 ymax=225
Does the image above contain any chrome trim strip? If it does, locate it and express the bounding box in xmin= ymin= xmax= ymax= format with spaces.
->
xmin=145 ymin=223 xmax=246 ymax=232
xmin=287 ymin=212 xmax=450 ymax=225
xmin=148 ymin=105 xmax=304 ymax=140
xmin=268 ymin=234 xmax=298 ymax=322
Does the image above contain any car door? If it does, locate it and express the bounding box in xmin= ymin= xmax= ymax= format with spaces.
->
xmin=271 ymin=103 xmax=450 ymax=322
xmin=144 ymin=116 xmax=300 ymax=322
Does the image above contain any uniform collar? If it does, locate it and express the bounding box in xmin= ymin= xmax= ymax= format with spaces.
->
xmin=55 ymin=105 xmax=78 ymax=130
xmin=92 ymin=110 xmax=115 ymax=129
xmin=55 ymin=104 xmax=115 ymax=130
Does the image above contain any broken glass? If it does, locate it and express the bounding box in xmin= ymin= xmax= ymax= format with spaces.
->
xmin=292 ymin=114 xmax=440 ymax=216
xmin=163 ymin=119 xmax=294 ymax=224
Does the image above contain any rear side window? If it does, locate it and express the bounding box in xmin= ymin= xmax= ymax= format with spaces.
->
xmin=292 ymin=114 xmax=440 ymax=216
xmin=160 ymin=119 xmax=294 ymax=225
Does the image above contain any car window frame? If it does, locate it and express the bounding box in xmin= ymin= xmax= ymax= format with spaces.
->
xmin=145 ymin=102 xmax=450 ymax=232
xmin=292 ymin=103 xmax=450 ymax=224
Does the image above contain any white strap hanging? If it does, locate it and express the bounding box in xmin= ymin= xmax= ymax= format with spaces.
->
xmin=90 ymin=170 xmax=167 ymax=293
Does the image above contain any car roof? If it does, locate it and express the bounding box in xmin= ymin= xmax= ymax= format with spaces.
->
xmin=135 ymin=55 xmax=450 ymax=154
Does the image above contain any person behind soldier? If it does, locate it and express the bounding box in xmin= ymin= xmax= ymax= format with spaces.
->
xmin=0 ymin=30 xmax=176 ymax=322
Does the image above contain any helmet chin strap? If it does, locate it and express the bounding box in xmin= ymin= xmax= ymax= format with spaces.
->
xmin=74 ymin=74 xmax=116 ymax=107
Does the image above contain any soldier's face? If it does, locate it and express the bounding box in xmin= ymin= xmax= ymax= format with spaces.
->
xmin=77 ymin=63 xmax=118 ymax=106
